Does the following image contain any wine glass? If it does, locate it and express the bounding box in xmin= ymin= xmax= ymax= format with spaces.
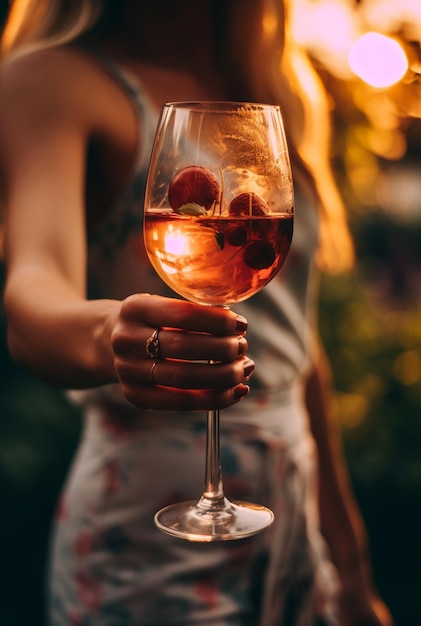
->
xmin=143 ymin=102 xmax=294 ymax=541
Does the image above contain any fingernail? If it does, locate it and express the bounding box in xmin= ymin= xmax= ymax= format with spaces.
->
xmin=237 ymin=336 xmax=247 ymax=355
xmin=235 ymin=315 xmax=248 ymax=333
xmin=234 ymin=384 xmax=249 ymax=400
xmin=243 ymin=358 xmax=255 ymax=379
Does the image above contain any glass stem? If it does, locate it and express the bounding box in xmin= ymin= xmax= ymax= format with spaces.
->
xmin=202 ymin=408 xmax=225 ymax=505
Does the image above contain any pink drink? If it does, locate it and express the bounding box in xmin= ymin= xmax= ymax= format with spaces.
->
xmin=144 ymin=210 xmax=293 ymax=306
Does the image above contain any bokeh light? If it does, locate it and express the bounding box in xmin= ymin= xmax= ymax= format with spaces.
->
xmin=348 ymin=32 xmax=409 ymax=88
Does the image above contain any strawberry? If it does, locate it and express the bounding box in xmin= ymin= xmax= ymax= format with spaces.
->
xmin=242 ymin=240 xmax=276 ymax=269
xmin=229 ymin=192 xmax=272 ymax=237
xmin=228 ymin=192 xmax=269 ymax=217
xmin=168 ymin=166 xmax=220 ymax=211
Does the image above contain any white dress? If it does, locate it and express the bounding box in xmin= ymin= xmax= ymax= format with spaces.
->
xmin=48 ymin=52 xmax=340 ymax=626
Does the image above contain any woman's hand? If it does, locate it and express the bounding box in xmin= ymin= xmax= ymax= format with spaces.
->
xmin=111 ymin=294 xmax=253 ymax=411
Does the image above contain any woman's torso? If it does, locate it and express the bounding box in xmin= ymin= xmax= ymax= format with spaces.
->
xmin=48 ymin=49 xmax=339 ymax=625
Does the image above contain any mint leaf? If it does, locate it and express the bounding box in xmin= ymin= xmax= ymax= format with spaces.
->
xmin=215 ymin=231 xmax=225 ymax=250
xmin=174 ymin=203 xmax=207 ymax=216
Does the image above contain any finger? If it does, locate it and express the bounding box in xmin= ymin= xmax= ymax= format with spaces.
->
xmin=121 ymin=294 xmax=248 ymax=336
xmin=158 ymin=329 xmax=248 ymax=361
xmin=116 ymin=355 xmax=255 ymax=390
xmin=114 ymin=327 xmax=248 ymax=361
xmin=121 ymin=383 xmax=250 ymax=411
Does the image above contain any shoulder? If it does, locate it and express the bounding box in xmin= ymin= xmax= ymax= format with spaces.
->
xmin=0 ymin=46 xmax=133 ymax=136
xmin=0 ymin=46 xmax=93 ymax=84
xmin=1 ymin=48 xmax=88 ymax=115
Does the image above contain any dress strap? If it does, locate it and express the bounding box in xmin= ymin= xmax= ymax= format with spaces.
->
xmin=90 ymin=46 xmax=142 ymax=101
xmin=88 ymin=45 xmax=159 ymax=169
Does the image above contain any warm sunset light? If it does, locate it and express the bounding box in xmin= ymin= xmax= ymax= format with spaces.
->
xmin=164 ymin=226 xmax=191 ymax=257
xmin=292 ymin=0 xmax=359 ymax=78
xmin=348 ymin=32 xmax=408 ymax=88
xmin=159 ymin=226 xmax=192 ymax=275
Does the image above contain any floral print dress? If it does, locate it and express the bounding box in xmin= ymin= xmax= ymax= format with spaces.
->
xmin=48 ymin=51 xmax=340 ymax=626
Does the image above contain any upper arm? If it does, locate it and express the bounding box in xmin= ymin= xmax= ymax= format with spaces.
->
xmin=0 ymin=50 xmax=93 ymax=295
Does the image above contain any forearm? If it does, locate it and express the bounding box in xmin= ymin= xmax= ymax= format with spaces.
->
xmin=4 ymin=265 xmax=120 ymax=388
xmin=3 ymin=261 xmax=253 ymax=412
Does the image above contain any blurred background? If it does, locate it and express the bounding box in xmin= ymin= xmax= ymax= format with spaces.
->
xmin=0 ymin=0 xmax=420 ymax=624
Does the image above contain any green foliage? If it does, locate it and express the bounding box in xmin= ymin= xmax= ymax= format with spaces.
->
xmin=319 ymin=240 xmax=421 ymax=623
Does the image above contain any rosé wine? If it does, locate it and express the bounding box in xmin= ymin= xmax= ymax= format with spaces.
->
xmin=144 ymin=210 xmax=293 ymax=306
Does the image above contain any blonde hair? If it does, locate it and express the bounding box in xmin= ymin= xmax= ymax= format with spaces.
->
xmin=1 ymin=0 xmax=354 ymax=272
xmin=1 ymin=0 xmax=103 ymax=57
xmin=227 ymin=0 xmax=354 ymax=272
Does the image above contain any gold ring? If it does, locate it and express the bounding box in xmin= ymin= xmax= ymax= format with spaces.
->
xmin=150 ymin=360 xmax=160 ymax=385
xmin=145 ymin=329 xmax=160 ymax=359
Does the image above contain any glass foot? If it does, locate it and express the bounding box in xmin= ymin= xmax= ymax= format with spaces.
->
xmin=154 ymin=497 xmax=274 ymax=542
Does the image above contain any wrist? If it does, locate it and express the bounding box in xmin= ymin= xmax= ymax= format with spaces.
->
xmin=91 ymin=299 xmax=121 ymax=385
